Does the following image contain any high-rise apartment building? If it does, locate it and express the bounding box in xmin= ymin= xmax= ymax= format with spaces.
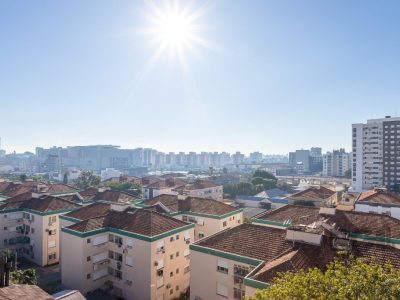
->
xmin=323 ymin=149 xmax=350 ymax=177
xmin=352 ymin=116 xmax=400 ymax=192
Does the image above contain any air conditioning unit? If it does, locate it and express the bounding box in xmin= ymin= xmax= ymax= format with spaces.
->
xmin=166 ymin=283 xmax=171 ymax=289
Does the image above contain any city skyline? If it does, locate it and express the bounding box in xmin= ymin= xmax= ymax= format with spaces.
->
xmin=2 ymin=1 xmax=400 ymax=153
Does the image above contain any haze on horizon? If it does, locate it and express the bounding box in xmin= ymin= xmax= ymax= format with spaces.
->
xmin=1 ymin=0 xmax=400 ymax=155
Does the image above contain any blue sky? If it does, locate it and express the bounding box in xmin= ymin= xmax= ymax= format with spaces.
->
xmin=1 ymin=0 xmax=400 ymax=154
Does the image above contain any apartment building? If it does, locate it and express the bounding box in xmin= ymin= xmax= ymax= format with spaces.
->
xmin=352 ymin=116 xmax=400 ymax=192
xmin=322 ymin=149 xmax=350 ymax=177
xmin=190 ymin=204 xmax=400 ymax=299
xmin=142 ymin=178 xmax=186 ymax=199
xmin=174 ymin=180 xmax=223 ymax=201
xmin=0 ymin=195 xmax=79 ymax=266
xmin=61 ymin=209 xmax=194 ymax=300
xmin=354 ymin=188 xmax=400 ymax=219
xmin=142 ymin=194 xmax=243 ymax=240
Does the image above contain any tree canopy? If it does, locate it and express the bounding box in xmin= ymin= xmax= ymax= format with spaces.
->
xmin=73 ymin=171 xmax=101 ymax=189
xmin=253 ymin=169 xmax=277 ymax=181
xmin=10 ymin=268 xmax=38 ymax=285
xmin=249 ymin=255 xmax=400 ymax=300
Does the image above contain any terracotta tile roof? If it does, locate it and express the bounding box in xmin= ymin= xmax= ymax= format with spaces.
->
xmin=88 ymin=190 xmax=139 ymax=203
xmin=45 ymin=184 xmax=78 ymax=194
xmin=145 ymin=178 xmax=186 ymax=189
xmin=250 ymin=236 xmax=400 ymax=284
xmin=78 ymin=187 xmax=99 ymax=197
xmin=176 ymin=179 xmax=220 ymax=191
xmin=0 ymin=181 xmax=13 ymax=193
xmin=64 ymin=202 xmax=112 ymax=220
xmin=143 ymin=195 xmax=239 ymax=216
xmin=256 ymin=205 xmax=400 ymax=239
xmin=0 ymin=195 xmax=80 ymax=213
xmin=195 ymin=224 xmax=293 ymax=262
xmin=67 ymin=209 xmax=190 ymax=237
xmin=290 ymin=186 xmax=336 ymax=200
xmin=0 ymin=284 xmax=53 ymax=300
xmin=356 ymin=189 xmax=400 ymax=205
xmin=4 ymin=192 xmax=34 ymax=203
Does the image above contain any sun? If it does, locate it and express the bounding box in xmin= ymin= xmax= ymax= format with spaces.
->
xmin=137 ymin=0 xmax=216 ymax=68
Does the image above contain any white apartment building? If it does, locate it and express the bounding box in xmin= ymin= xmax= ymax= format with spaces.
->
xmin=61 ymin=209 xmax=194 ymax=300
xmin=322 ymin=149 xmax=350 ymax=177
xmin=352 ymin=116 xmax=400 ymax=192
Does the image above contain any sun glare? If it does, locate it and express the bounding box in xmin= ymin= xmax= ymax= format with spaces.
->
xmin=137 ymin=0 xmax=216 ymax=69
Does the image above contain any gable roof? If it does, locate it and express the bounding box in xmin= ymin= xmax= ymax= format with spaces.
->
xmin=143 ymin=195 xmax=239 ymax=216
xmin=255 ymin=205 xmax=400 ymax=239
xmin=290 ymin=186 xmax=336 ymax=200
xmin=64 ymin=202 xmax=112 ymax=221
xmin=0 ymin=284 xmax=53 ymax=300
xmin=67 ymin=209 xmax=190 ymax=237
xmin=356 ymin=189 xmax=400 ymax=205
xmin=0 ymin=195 xmax=80 ymax=213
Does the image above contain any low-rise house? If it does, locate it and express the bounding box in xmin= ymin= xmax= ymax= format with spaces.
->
xmin=142 ymin=195 xmax=243 ymax=240
xmin=287 ymin=186 xmax=338 ymax=207
xmin=174 ymin=180 xmax=223 ymax=201
xmin=190 ymin=204 xmax=400 ymax=299
xmin=61 ymin=209 xmax=194 ymax=300
xmin=142 ymin=178 xmax=186 ymax=199
xmin=79 ymin=188 xmax=139 ymax=204
xmin=354 ymin=188 xmax=400 ymax=219
xmin=0 ymin=195 xmax=79 ymax=266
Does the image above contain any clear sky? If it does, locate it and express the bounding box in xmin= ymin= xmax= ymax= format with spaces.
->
xmin=1 ymin=0 xmax=400 ymax=155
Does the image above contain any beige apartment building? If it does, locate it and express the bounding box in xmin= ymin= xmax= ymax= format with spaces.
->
xmin=142 ymin=194 xmax=243 ymax=240
xmin=0 ymin=194 xmax=79 ymax=266
xmin=61 ymin=208 xmax=194 ymax=300
xmin=190 ymin=204 xmax=400 ymax=299
xmin=174 ymin=180 xmax=223 ymax=201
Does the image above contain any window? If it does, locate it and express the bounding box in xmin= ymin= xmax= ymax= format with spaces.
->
xmin=176 ymin=234 xmax=179 ymax=240
xmin=170 ymin=236 xmax=174 ymax=242
xmin=234 ymin=265 xmax=253 ymax=278
xmin=87 ymin=273 xmax=91 ymax=279
xmin=188 ymin=216 xmax=197 ymax=223
xmin=182 ymin=216 xmax=188 ymax=222
xmin=176 ymin=285 xmax=179 ymax=291
xmin=48 ymin=240 xmax=56 ymax=248
xmin=3 ymin=227 xmax=7 ymax=231
xmin=223 ymin=221 xmax=227 ymax=227
xmin=170 ymin=271 xmax=173 ymax=277
xmin=48 ymin=253 xmax=56 ymax=260
xmin=108 ymin=267 xmax=114 ymax=276
xmin=176 ymin=252 xmax=179 ymax=257
xmin=233 ymin=288 xmax=245 ymax=300
xmin=108 ymin=251 xmax=114 ymax=260
xmin=170 ymin=254 xmax=174 ymax=260
xmin=3 ymin=239 xmax=7 ymax=246
xmin=126 ymin=256 xmax=133 ymax=267
xmin=87 ymin=256 xmax=91 ymax=262
xmin=170 ymin=289 xmax=173 ymax=295
xmin=217 ymin=283 xmax=228 ymax=297
xmin=217 ymin=260 xmax=228 ymax=274
xmin=49 ymin=216 xmax=56 ymax=224
xmin=87 ymin=238 xmax=91 ymax=244
xmin=176 ymin=268 xmax=179 ymax=274
xmin=31 ymin=228 xmax=35 ymax=234
xmin=116 ymin=253 xmax=123 ymax=262
xmin=198 ymin=232 xmax=204 ymax=239
xmin=115 ymin=270 xmax=122 ymax=279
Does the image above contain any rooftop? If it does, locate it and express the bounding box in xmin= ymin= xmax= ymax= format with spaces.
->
xmin=255 ymin=205 xmax=400 ymax=239
xmin=195 ymin=224 xmax=292 ymax=262
xmin=289 ymin=186 xmax=336 ymax=200
xmin=143 ymin=195 xmax=239 ymax=216
xmin=356 ymin=189 xmax=400 ymax=205
xmin=0 ymin=284 xmax=53 ymax=300
xmin=80 ymin=189 xmax=139 ymax=203
xmin=0 ymin=195 xmax=80 ymax=213
xmin=66 ymin=209 xmax=190 ymax=237
xmin=64 ymin=202 xmax=112 ymax=221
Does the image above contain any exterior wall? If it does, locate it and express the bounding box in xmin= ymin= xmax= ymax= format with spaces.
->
xmin=174 ymin=211 xmax=242 ymax=241
xmin=187 ymin=186 xmax=223 ymax=201
xmin=382 ymin=120 xmax=400 ymax=191
xmin=61 ymin=226 xmax=194 ymax=300
xmin=190 ymin=249 xmax=254 ymax=300
xmin=0 ymin=210 xmax=69 ymax=267
xmin=355 ymin=203 xmax=400 ymax=220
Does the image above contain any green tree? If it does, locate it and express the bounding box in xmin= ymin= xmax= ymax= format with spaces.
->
xmin=19 ymin=174 xmax=27 ymax=182
xmin=73 ymin=171 xmax=101 ymax=189
xmin=344 ymin=169 xmax=352 ymax=178
xmin=252 ymin=170 xmax=277 ymax=181
xmin=249 ymin=255 xmax=400 ymax=300
xmin=103 ymin=182 xmax=142 ymax=196
xmin=10 ymin=268 xmax=38 ymax=285
xmin=63 ymin=172 xmax=69 ymax=184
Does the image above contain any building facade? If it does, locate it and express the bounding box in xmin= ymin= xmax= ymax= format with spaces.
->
xmin=352 ymin=116 xmax=400 ymax=192
xmin=322 ymin=149 xmax=350 ymax=177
